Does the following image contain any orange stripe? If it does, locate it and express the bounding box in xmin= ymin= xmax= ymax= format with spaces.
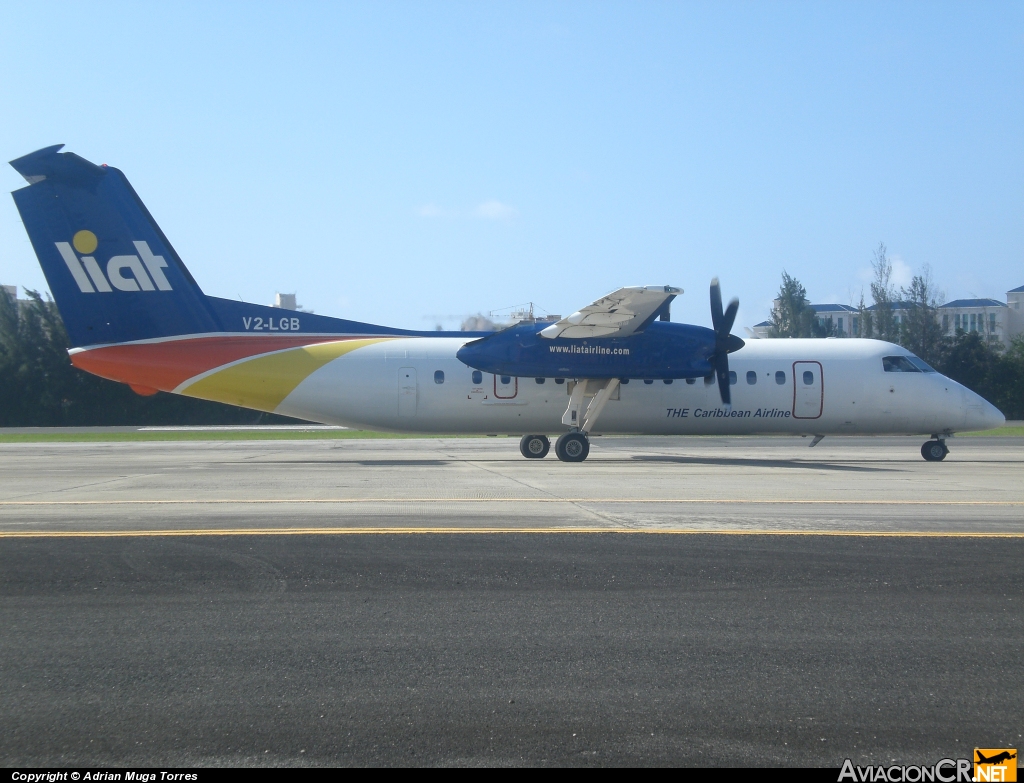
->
xmin=71 ymin=335 xmax=363 ymax=392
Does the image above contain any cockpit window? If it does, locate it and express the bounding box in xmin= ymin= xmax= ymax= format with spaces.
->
xmin=882 ymin=356 xmax=921 ymax=373
xmin=906 ymin=356 xmax=937 ymax=373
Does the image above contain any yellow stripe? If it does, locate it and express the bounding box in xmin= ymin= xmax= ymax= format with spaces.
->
xmin=2 ymin=498 xmax=1021 ymax=506
xmin=1 ymin=528 xmax=1021 ymax=538
xmin=180 ymin=338 xmax=388 ymax=412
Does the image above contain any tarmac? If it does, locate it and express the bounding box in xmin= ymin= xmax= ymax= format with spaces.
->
xmin=0 ymin=435 xmax=1021 ymax=766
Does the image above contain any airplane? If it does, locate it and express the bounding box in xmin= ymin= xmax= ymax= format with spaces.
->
xmin=976 ymin=751 xmax=1016 ymax=765
xmin=8 ymin=145 xmax=1005 ymax=462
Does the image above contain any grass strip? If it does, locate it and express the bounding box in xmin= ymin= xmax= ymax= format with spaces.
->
xmin=0 ymin=430 xmax=477 ymax=443
xmin=957 ymin=425 xmax=1024 ymax=437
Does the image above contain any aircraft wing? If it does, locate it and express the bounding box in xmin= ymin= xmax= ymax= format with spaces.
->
xmin=539 ymin=285 xmax=682 ymax=339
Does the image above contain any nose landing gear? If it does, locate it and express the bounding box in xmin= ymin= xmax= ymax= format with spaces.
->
xmin=921 ymin=439 xmax=949 ymax=461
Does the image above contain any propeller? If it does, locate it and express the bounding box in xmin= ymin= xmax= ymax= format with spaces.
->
xmin=709 ymin=278 xmax=745 ymax=407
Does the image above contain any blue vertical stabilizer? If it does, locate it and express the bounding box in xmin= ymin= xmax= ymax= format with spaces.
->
xmin=10 ymin=145 xmax=220 ymax=347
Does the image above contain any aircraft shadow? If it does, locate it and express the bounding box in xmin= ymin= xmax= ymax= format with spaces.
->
xmin=230 ymin=459 xmax=453 ymax=467
xmin=228 ymin=457 xmax=883 ymax=471
xmin=631 ymin=455 xmax=885 ymax=472
xmin=354 ymin=460 xmax=452 ymax=467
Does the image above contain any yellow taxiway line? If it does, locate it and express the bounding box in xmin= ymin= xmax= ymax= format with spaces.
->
xmin=1 ymin=498 xmax=1022 ymax=506
xmin=0 ymin=528 xmax=1022 ymax=538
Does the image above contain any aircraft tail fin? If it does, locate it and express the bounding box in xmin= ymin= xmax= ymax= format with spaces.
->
xmin=10 ymin=145 xmax=220 ymax=347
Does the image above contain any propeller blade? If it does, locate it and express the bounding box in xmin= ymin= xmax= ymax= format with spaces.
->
xmin=715 ymin=352 xmax=731 ymax=406
xmin=710 ymin=278 xmax=723 ymax=333
xmin=721 ymin=298 xmax=739 ymax=336
xmin=708 ymin=278 xmax=740 ymax=407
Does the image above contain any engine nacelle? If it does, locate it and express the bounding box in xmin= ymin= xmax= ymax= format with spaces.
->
xmin=456 ymin=320 xmax=719 ymax=380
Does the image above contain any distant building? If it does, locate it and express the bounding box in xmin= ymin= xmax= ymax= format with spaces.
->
xmin=461 ymin=314 xmax=499 ymax=332
xmin=937 ymin=296 xmax=1015 ymax=348
xmin=1009 ymin=285 xmax=1024 ymax=336
xmin=0 ymin=285 xmax=30 ymax=317
xmin=808 ymin=303 xmax=858 ymax=337
xmin=273 ymin=293 xmax=297 ymax=310
xmin=752 ymin=285 xmax=1024 ymax=348
xmin=752 ymin=303 xmax=858 ymax=339
xmin=271 ymin=292 xmax=312 ymax=313
xmin=462 ymin=304 xmax=560 ymax=332
xmin=864 ymin=300 xmax=916 ymax=338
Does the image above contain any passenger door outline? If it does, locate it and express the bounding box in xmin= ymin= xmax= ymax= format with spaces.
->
xmin=792 ymin=361 xmax=823 ymax=419
xmin=494 ymin=374 xmax=518 ymax=399
xmin=398 ymin=367 xmax=417 ymax=417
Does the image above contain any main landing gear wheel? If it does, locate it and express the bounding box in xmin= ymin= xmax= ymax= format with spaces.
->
xmin=555 ymin=431 xmax=590 ymax=462
xmin=520 ymin=434 xmax=550 ymax=459
xmin=921 ymin=440 xmax=948 ymax=461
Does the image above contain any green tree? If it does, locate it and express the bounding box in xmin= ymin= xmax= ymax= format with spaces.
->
xmin=769 ymin=272 xmax=816 ymax=337
xmin=856 ymin=292 xmax=873 ymax=338
xmin=869 ymin=243 xmax=898 ymax=343
xmin=939 ymin=331 xmax=994 ymax=391
xmin=0 ymin=289 xmax=79 ymax=425
xmin=984 ymin=336 xmax=1024 ymax=419
xmin=768 ymin=272 xmax=835 ymax=338
xmin=935 ymin=332 xmax=1024 ymax=420
xmin=0 ymin=287 xmax=21 ymax=422
xmin=899 ymin=270 xmax=945 ymax=365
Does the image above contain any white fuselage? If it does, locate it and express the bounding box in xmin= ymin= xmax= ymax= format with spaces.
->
xmin=270 ymin=337 xmax=1004 ymax=436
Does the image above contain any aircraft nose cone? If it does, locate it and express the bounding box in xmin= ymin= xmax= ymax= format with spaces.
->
xmin=964 ymin=393 xmax=1005 ymax=432
xmin=456 ymin=340 xmax=481 ymax=365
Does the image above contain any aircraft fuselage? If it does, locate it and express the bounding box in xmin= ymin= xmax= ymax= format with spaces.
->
xmin=207 ymin=335 xmax=1001 ymax=436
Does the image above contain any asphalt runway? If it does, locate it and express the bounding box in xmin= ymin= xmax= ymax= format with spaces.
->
xmin=0 ymin=436 xmax=1021 ymax=766
xmin=0 ymin=435 xmax=1022 ymax=534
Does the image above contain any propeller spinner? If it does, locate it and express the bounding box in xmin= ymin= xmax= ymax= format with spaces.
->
xmin=709 ymin=278 xmax=745 ymax=407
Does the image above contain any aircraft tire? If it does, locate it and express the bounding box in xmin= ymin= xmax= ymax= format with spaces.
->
xmin=921 ymin=440 xmax=948 ymax=461
xmin=520 ymin=434 xmax=550 ymax=459
xmin=555 ymin=432 xmax=590 ymax=462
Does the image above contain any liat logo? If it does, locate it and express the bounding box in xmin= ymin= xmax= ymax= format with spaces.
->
xmin=55 ymin=230 xmax=173 ymax=293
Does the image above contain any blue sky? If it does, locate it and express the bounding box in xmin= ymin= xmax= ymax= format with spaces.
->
xmin=2 ymin=2 xmax=1022 ymax=331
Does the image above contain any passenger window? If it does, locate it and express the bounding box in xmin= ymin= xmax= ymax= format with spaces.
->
xmin=775 ymin=371 xmax=786 ymax=385
xmin=434 ymin=370 xmax=445 ymax=384
xmin=555 ymin=378 xmax=565 ymax=384
xmin=472 ymin=370 xmax=482 ymax=385
xmin=644 ymin=379 xmax=654 ymax=385
xmin=728 ymin=371 xmax=737 ymax=385
xmin=620 ymin=378 xmax=629 ymax=384
xmin=882 ymin=356 xmax=921 ymax=373
xmin=685 ymin=378 xmax=696 ymax=385
xmin=705 ymin=375 xmax=715 ymax=385
xmin=535 ymin=377 xmax=545 ymax=384
xmin=746 ymin=371 xmax=757 ymax=385
xmin=500 ymin=375 xmax=511 ymax=384
xmin=803 ymin=371 xmax=814 ymax=385
xmin=663 ymin=379 xmax=673 ymax=384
